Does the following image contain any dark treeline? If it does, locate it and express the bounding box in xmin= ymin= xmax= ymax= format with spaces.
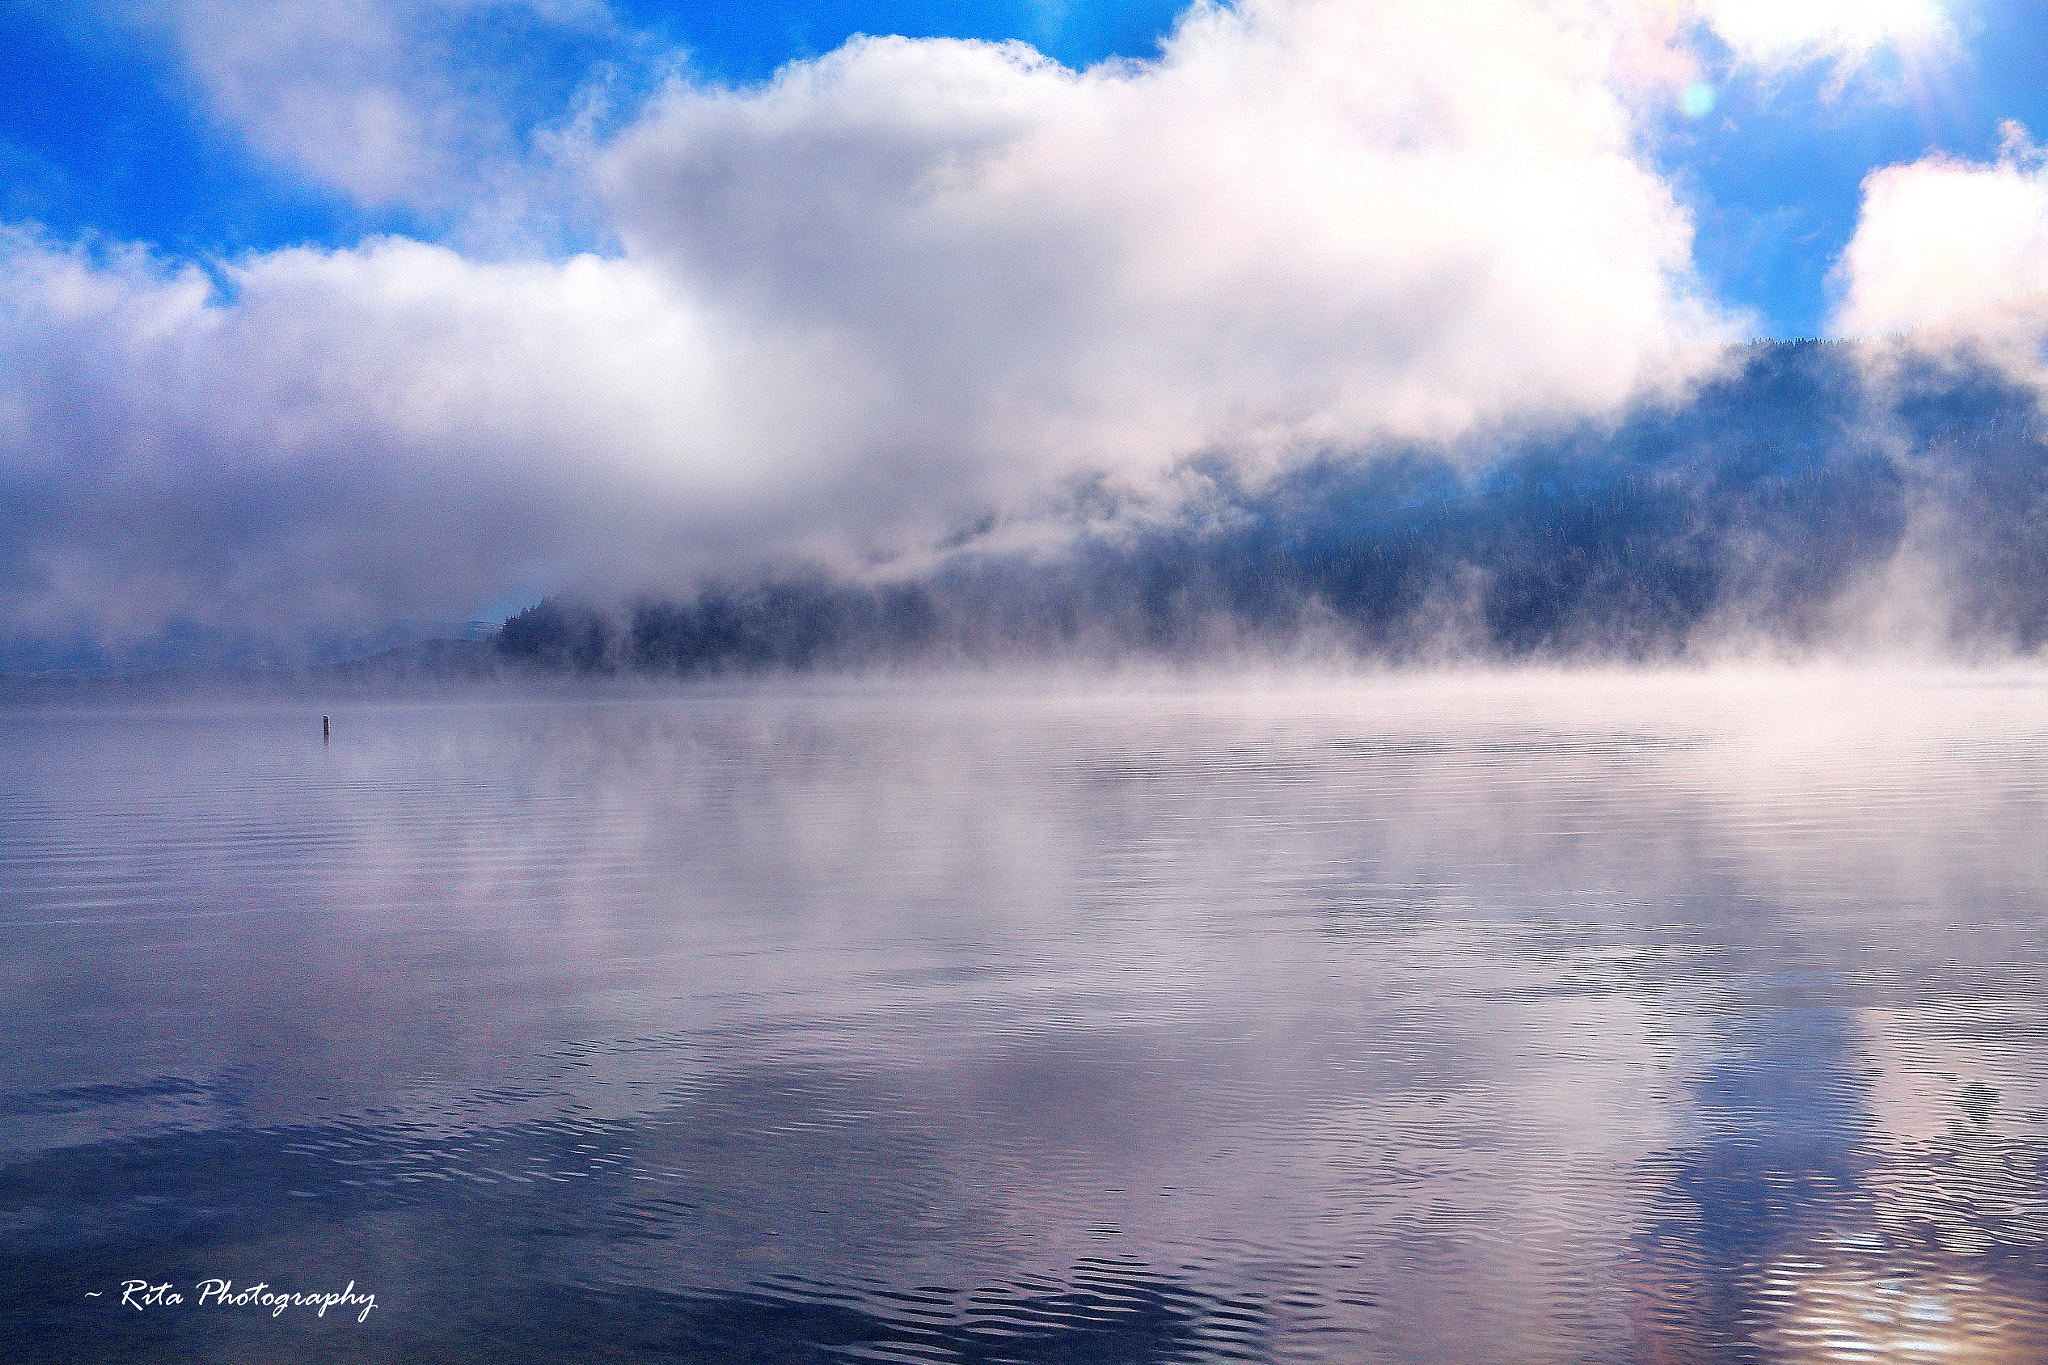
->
xmin=495 ymin=339 xmax=2048 ymax=671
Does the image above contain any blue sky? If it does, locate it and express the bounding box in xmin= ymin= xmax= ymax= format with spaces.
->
xmin=5 ymin=0 xmax=2048 ymax=665
xmin=4 ymin=0 xmax=2042 ymax=337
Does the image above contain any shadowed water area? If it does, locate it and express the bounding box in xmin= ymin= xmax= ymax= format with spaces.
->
xmin=2 ymin=671 xmax=2046 ymax=1362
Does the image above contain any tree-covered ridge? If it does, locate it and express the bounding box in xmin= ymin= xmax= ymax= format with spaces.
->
xmin=496 ymin=340 xmax=2048 ymax=671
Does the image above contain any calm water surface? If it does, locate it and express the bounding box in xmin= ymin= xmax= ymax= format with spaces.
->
xmin=2 ymin=670 xmax=2046 ymax=1363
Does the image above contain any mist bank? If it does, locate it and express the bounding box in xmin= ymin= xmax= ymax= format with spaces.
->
xmin=488 ymin=340 xmax=2048 ymax=673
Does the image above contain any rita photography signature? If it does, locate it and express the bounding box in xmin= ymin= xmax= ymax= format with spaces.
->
xmin=90 ymin=1278 xmax=377 ymax=1323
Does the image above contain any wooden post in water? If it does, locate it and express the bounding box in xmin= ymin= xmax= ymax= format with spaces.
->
xmin=323 ymin=715 xmax=330 ymax=743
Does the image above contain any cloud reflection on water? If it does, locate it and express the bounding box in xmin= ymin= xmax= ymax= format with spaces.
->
xmin=1 ymin=670 xmax=2046 ymax=1360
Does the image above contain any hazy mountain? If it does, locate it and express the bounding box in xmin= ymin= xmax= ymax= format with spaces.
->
xmin=489 ymin=341 xmax=2048 ymax=672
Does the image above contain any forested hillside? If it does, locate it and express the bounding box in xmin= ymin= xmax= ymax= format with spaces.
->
xmin=496 ymin=341 xmax=2048 ymax=670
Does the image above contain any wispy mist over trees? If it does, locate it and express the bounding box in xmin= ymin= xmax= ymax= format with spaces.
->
xmin=494 ymin=341 xmax=2048 ymax=672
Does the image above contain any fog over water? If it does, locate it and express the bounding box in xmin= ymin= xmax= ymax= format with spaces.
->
xmin=3 ymin=668 xmax=2046 ymax=1361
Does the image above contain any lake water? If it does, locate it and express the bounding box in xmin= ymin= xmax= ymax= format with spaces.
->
xmin=3 ymin=670 xmax=2046 ymax=1363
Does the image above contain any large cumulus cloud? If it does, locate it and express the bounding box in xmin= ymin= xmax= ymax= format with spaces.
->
xmin=2 ymin=0 xmax=1757 ymax=661
xmin=605 ymin=0 xmax=1723 ymax=479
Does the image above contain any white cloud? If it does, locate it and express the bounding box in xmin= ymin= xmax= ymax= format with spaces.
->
xmin=604 ymin=0 xmax=1731 ymax=499
xmin=0 ymin=0 xmax=1743 ymax=654
xmin=1693 ymin=0 xmax=1954 ymax=69
xmin=141 ymin=0 xmax=634 ymax=227
xmin=1831 ymin=123 xmax=2048 ymax=343
xmin=0 ymin=230 xmax=773 ymax=645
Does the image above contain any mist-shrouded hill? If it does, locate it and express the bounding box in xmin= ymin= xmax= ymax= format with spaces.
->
xmin=493 ymin=339 xmax=2048 ymax=673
